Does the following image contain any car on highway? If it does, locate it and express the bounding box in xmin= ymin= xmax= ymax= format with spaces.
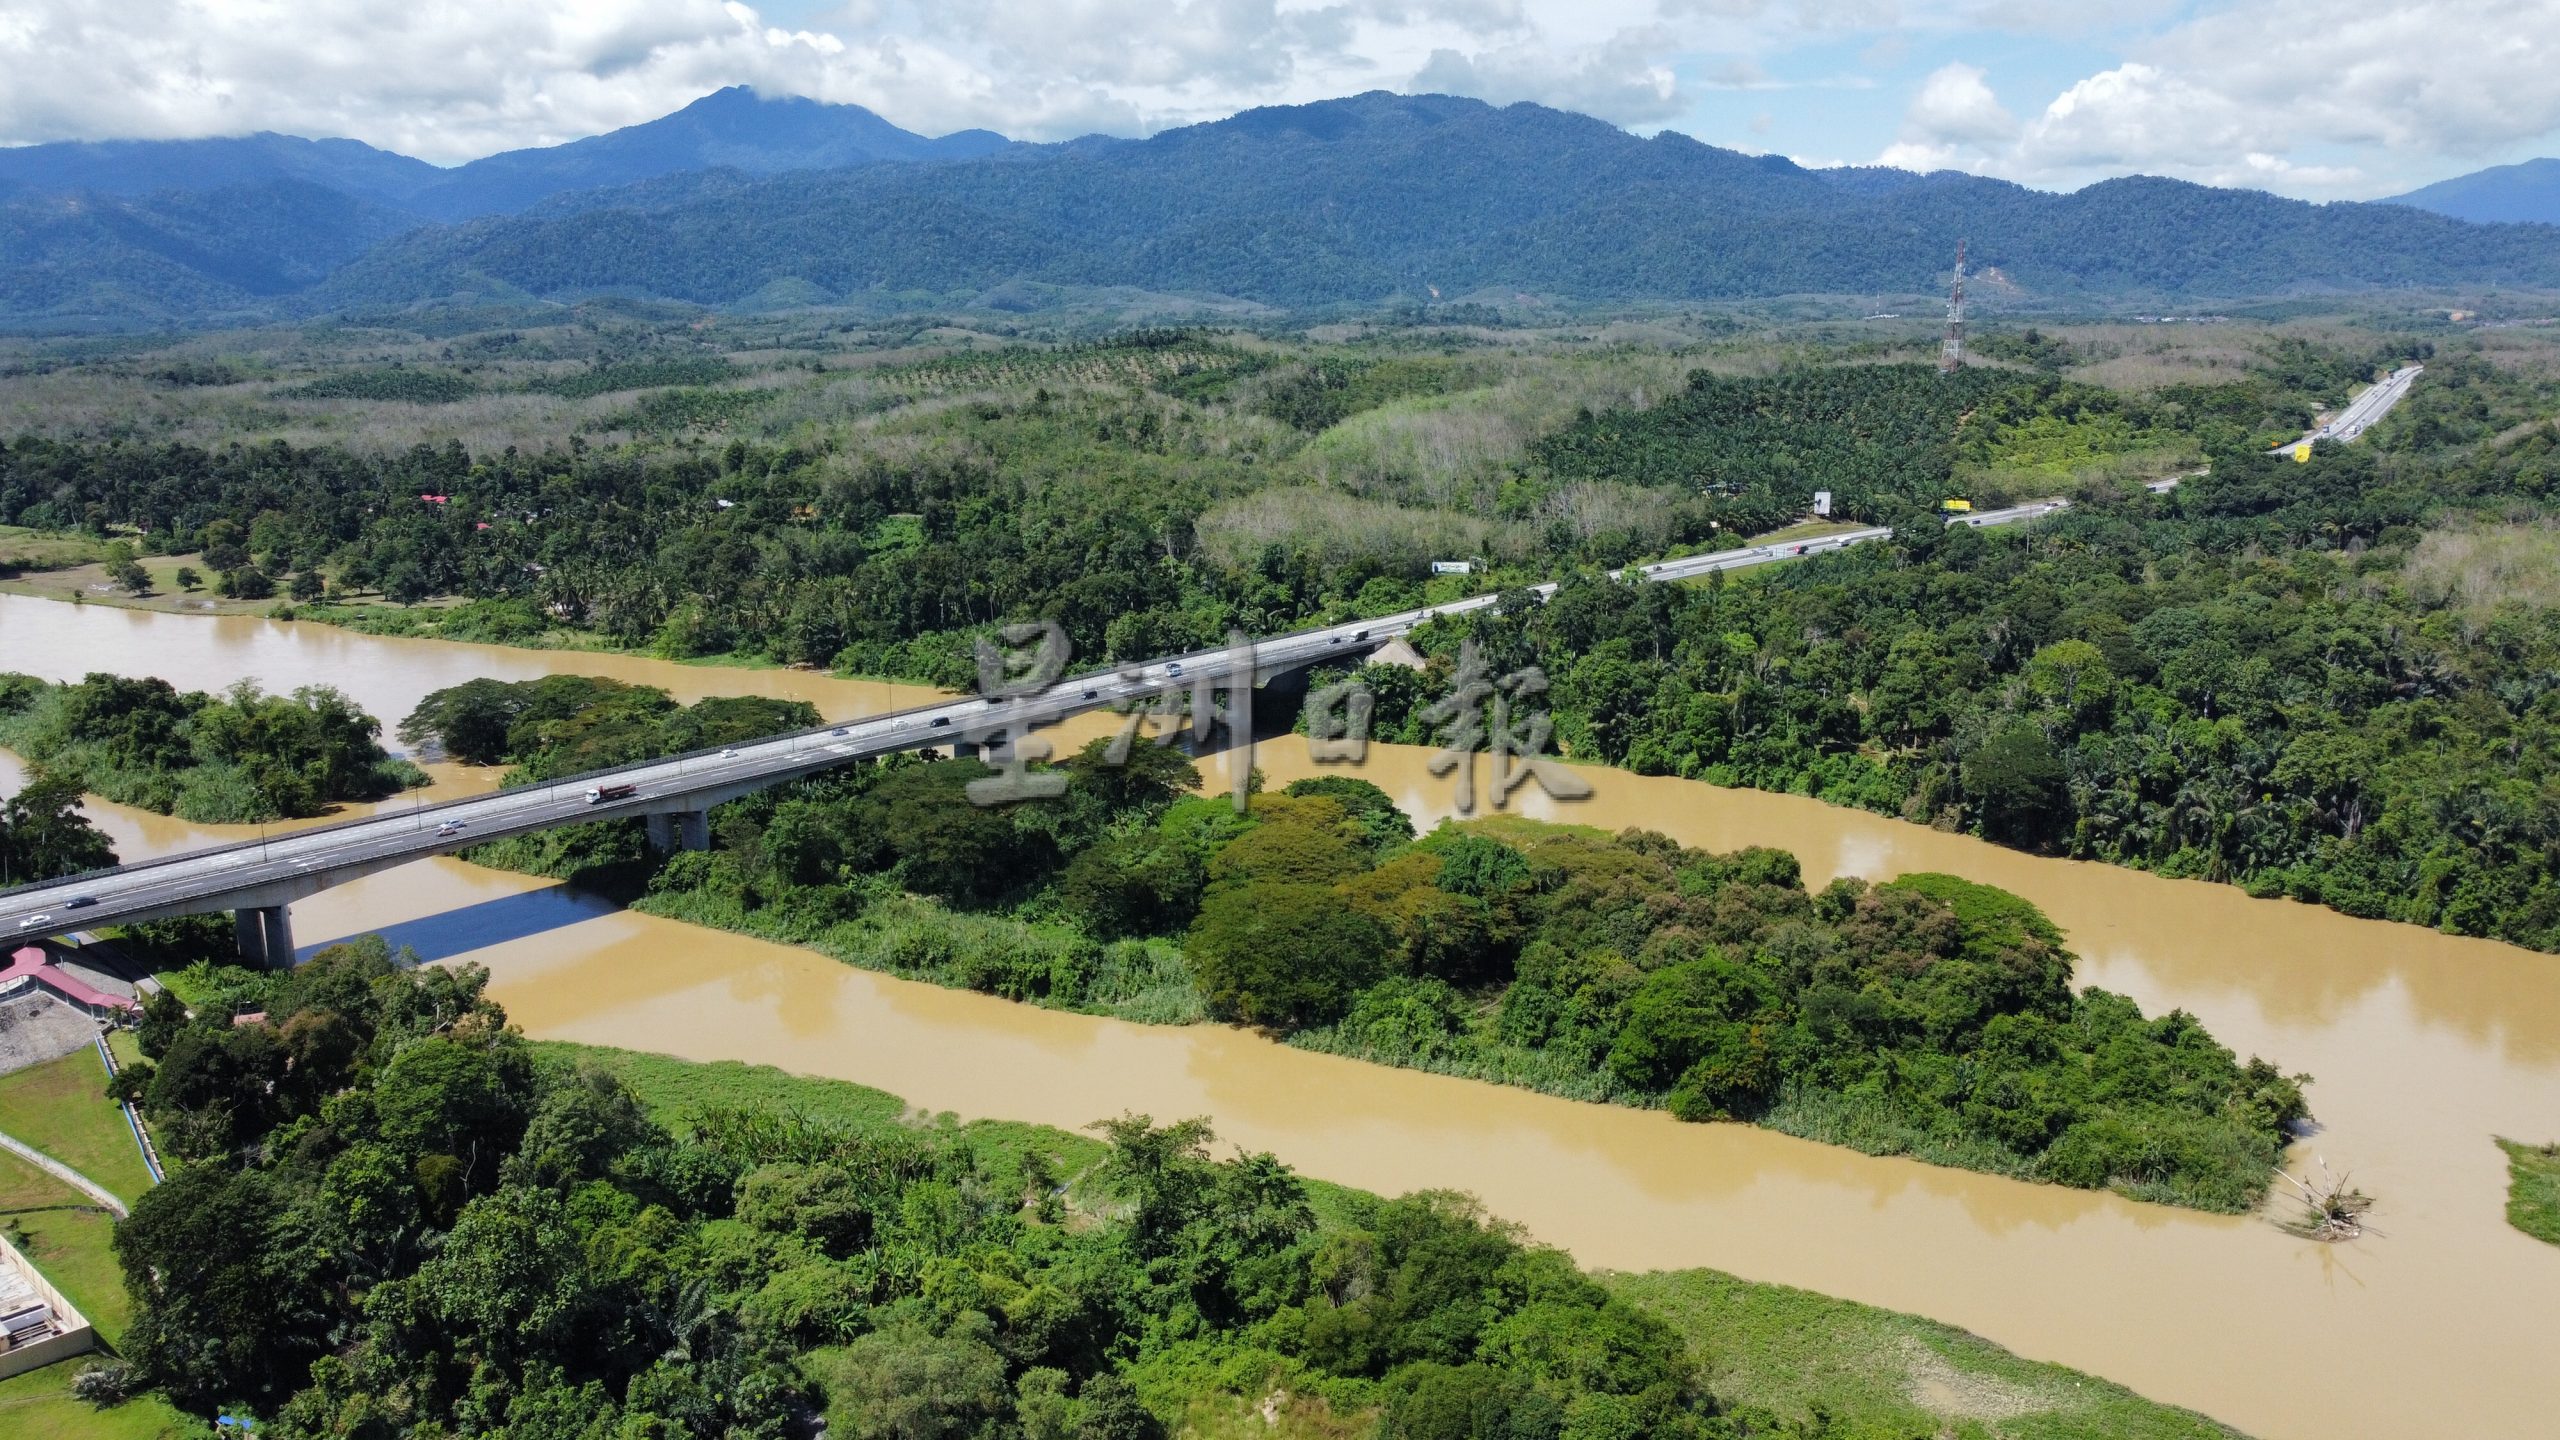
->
xmin=16 ymin=914 xmax=49 ymax=930
xmin=1166 ymin=661 xmax=1184 ymax=677
xmin=930 ymin=716 xmax=951 ymax=728
xmin=64 ymin=895 xmax=97 ymax=910
xmin=436 ymin=820 xmax=467 ymax=837
xmin=830 ymin=727 xmax=850 ymax=737
xmin=720 ymin=748 xmax=740 ymax=758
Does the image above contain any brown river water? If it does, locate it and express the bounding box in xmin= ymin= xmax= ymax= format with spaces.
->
xmin=2 ymin=592 xmax=2553 ymax=1439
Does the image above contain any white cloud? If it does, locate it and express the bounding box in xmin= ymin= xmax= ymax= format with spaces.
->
xmin=0 ymin=0 xmax=1698 ymax=160
xmin=1875 ymin=0 xmax=2560 ymax=196
xmin=0 ymin=0 xmax=2553 ymax=198
xmin=1905 ymin=61 xmax=2014 ymax=144
xmin=1411 ymin=27 xmax=1684 ymax=124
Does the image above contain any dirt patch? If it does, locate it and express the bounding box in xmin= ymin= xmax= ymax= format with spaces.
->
xmin=0 ymin=991 xmax=101 ymax=1077
xmin=1897 ymin=1336 xmax=2053 ymax=1423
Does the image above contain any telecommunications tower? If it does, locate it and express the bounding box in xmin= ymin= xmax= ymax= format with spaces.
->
xmin=1939 ymin=238 xmax=1968 ymax=375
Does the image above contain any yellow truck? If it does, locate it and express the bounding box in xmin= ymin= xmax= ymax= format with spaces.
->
xmin=1938 ymin=498 xmax=1974 ymax=514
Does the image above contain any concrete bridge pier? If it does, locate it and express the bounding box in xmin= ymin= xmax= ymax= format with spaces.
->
xmin=644 ymin=810 xmax=712 ymax=853
xmin=233 ymin=904 xmax=295 ymax=967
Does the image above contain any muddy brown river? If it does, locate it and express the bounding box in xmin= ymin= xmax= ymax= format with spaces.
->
xmin=2 ymin=592 xmax=2553 ymax=1438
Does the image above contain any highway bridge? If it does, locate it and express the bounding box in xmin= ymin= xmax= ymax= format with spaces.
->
xmin=1 ymin=498 xmax=2067 ymax=965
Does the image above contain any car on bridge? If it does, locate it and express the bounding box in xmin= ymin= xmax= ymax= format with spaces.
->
xmin=437 ymin=820 xmax=467 ymax=837
xmin=15 ymin=914 xmax=49 ymax=930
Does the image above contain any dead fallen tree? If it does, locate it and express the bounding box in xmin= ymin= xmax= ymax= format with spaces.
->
xmin=2277 ymin=1156 xmax=2375 ymax=1242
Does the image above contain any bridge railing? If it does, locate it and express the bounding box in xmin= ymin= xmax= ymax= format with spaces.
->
xmin=0 ymin=688 xmax=969 ymax=905
xmin=0 ymin=635 xmax=1291 ymax=907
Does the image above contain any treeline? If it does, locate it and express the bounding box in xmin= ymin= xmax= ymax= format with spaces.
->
xmin=1328 ymin=413 xmax=2560 ymax=950
xmin=406 ymin=673 xmax=2306 ymax=1212
xmin=101 ymin=942 xmax=1799 ymax=1438
xmin=0 ymin=671 xmax=422 ymax=823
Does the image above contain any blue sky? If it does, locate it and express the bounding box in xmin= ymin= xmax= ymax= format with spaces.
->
xmin=3 ymin=1 xmax=2555 ymax=199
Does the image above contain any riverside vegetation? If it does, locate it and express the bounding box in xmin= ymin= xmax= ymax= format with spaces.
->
xmin=2499 ymin=1138 xmax=2560 ymax=1245
xmin=80 ymin=939 xmax=2247 ymax=1440
xmin=0 ymin=671 xmax=424 ymax=824
xmin=398 ymin=675 xmax=2310 ymax=1215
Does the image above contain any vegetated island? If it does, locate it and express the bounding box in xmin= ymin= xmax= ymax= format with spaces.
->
xmin=0 ymin=670 xmax=425 ymax=824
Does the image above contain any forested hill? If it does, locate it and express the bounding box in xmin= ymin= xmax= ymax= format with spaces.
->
xmin=393 ymin=86 xmax=1016 ymax=221
xmin=11 ymin=90 xmax=2560 ymax=326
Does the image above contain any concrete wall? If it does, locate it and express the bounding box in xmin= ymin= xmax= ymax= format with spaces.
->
xmin=0 ymin=1233 xmax=96 ymax=1380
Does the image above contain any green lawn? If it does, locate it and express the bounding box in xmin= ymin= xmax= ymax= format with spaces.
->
xmin=0 ymin=1370 xmax=191 ymax=1440
xmin=0 ymin=1149 xmax=127 ymax=1337
xmin=2497 ymin=1137 xmax=2560 ymax=1246
xmin=0 ymin=1049 xmax=156 ymax=1210
xmin=0 ymin=1147 xmax=191 ymax=1440
xmin=0 ymin=526 xmax=109 ymax=572
xmin=0 ymin=1047 xmax=189 ymax=1440
xmin=547 ymin=1042 xmax=2245 ymax=1439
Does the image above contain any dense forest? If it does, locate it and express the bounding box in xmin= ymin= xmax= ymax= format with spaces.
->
xmin=0 ymin=671 xmax=422 ymax=823
xmin=395 ymin=675 xmax=2307 ymax=1213
xmin=102 ymin=942 xmax=1793 ymax=1438
xmin=1311 ymin=367 xmax=2560 ymax=950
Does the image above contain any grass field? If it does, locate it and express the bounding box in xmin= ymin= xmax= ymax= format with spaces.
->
xmin=0 ymin=1150 xmax=188 ymax=1440
xmin=0 ymin=526 xmax=108 ymax=573
xmin=2497 ymin=1137 xmax=2560 ymax=1245
xmin=0 ymin=1048 xmax=154 ymax=1210
xmin=0 ymin=1046 xmax=187 ymax=1440
xmin=1615 ymin=1270 xmax=2243 ymax=1439
xmin=548 ymin=1041 xmax=2245 ymax=1440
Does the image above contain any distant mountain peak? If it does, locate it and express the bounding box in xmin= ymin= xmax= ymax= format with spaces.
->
xmin=2390 ymin=157 xmax=2560 ymax=226
xmin=389 ymin=87 xmax=1011 ymax=220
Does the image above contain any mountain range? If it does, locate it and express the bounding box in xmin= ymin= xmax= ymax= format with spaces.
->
xmin=4 ymin=88 xmax=2557 ymax=328
xmin=2389 ymin=158 xmax=2560 ymax=226
xmin=0 ymin=87 xmax=1012 ymax=222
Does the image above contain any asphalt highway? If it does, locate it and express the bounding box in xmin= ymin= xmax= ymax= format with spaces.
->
xmin=2293 ymin=364 xmax=2424 ymax=447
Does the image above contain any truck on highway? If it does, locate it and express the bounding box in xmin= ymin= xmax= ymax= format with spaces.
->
xmin=586 ymin=783 xmax=638 ymax=804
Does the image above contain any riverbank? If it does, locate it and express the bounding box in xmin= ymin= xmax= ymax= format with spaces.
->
xmin=2499 ymin=1138 xmax=2560 ymax=1245
xmin=554 ymin=1040 xmax=2246 ymax=1440
xmin=7 ymin=592 xmax=2560 ymax=1440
